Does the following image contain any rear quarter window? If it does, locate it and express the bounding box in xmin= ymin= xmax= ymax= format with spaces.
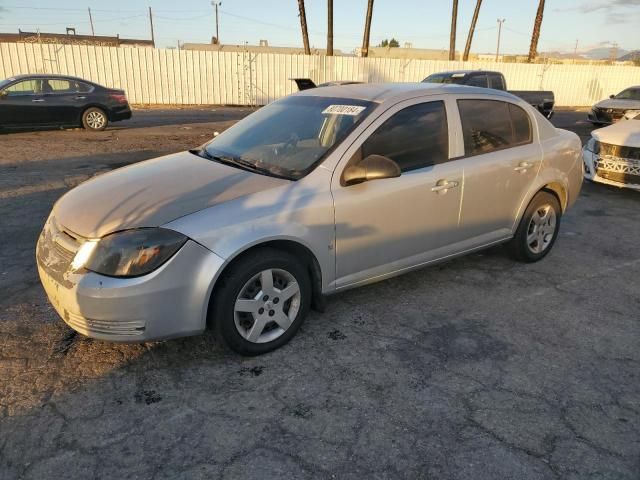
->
xmin=458 ymin=99 xmax=532 ymax=156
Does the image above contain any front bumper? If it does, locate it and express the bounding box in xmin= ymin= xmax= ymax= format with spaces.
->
xmin=582 ymin=147 xmax=640 ymax=191
xmin=36 ymin=223 xmax=225 ymax=342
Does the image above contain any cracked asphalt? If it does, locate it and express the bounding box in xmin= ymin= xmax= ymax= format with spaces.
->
xmin=1 ymin=108 xmax=639 ymax=479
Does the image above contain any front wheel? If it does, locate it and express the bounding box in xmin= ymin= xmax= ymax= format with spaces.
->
xmin=82 ymin=107 xmax=108 ymax=131
xmin=211 ymin=248 xmax=311 ymax=356
xmin=508 ymin=191 xmax=561 ymax=263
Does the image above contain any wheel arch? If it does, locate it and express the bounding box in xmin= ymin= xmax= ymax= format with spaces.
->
xmin=541 ymin=182 xmax=567 ymax=212
xmin=206 ymin=239 xmax=325 ymax=327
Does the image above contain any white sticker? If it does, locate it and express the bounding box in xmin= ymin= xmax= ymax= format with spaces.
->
xmin=322 ymin=105 xmax=366 ymax=116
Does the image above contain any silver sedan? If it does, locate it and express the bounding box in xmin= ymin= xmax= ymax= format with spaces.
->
xmin=37 ymin=83 xmax=583 ymax=355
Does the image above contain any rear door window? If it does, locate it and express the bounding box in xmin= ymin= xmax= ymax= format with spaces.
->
xmin=465 ymin=74 xmax=488 ymax=88
xmin=45 ymin=79 xmax=76 ymax=94
xmin=457 ymin=99 xmax=532 ymax=156
xmin=360 ymin=101 xmax=448 ymax=172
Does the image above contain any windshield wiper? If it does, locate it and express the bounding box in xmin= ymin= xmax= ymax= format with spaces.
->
xmin=190 ymin=148 xmax=293 ymax=180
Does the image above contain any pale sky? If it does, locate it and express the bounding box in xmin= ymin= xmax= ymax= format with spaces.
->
xmin=0 ymin=0 xmax=638 ymax=54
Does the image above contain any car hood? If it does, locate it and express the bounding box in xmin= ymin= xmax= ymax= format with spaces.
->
xmin=53 ymin=151 xmax=289 ymax=238
xmin=594 ymin=99 xmax=640 ymax=110
xmin=592 ymin=120 xmax=640 ymax=148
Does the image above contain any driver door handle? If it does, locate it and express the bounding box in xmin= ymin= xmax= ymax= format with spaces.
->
xmin=74 ymin=96 xmax=86 ymax=100
xmin=31 ymin=98 xmax=45 ymax=103
xmin=431 ymin=179 xmax=459 ymax=192
xmin=514 ymin=161 xmax=533 ymax=172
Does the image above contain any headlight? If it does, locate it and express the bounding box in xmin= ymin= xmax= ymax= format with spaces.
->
xmin=585 ymin=137 xmax=600 ymax=154
xmin=624 ymin=110 xmax=640 ymax=120
xmin=80 ymin=228 xmax=187 ymax=278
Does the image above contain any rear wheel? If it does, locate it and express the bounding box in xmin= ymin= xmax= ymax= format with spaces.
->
xmin=211 ymin=248 xmax=311 ymax=356
xmin=508 ymin=191 xmax=561 ymax=263
xmin=82 ymin=107 xmax=108 ymax=131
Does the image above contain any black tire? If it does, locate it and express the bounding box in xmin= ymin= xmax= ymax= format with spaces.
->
xmin=81 ymin=107 xmax=108 ymax=131
xmin=210 ymin=248 xmax=311 ymax=356
xmin=508 ymin=190 xmax=562 ymax=263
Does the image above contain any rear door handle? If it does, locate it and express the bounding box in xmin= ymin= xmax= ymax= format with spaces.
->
xmin=431 ymin=179 xmax=459 ymax=193
xmin=31 ymin=98 xmax=45 ymax=103
xmin=74 ymin=96 xmax=86 ymax=100
xmin=514 ymin=161 xmax=533 ymax=172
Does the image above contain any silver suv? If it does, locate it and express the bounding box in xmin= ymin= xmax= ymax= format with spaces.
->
xmin=37 ymin=83 xmax=583 ymax=355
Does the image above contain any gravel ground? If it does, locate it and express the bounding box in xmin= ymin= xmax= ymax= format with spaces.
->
xmin=0 ymin=107 xmax=639 ymax=479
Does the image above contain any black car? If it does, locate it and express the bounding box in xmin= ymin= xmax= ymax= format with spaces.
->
xmin=0 ymin=74 xmax=132 ymax=131
xmin=422 ymin=70 xmax=555 ymax=119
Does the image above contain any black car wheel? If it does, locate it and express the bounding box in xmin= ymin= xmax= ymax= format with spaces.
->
xmin=82 ymin=107 xmax=108 ymax=131
xmin=210 ymin=248 xmax=311 ymax=356
xmin=508 ymin=191 xmax=561 ymax=263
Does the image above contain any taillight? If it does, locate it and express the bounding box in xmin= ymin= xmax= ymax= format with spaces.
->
xmin=109 ymin=93 xmax=128 ymax=104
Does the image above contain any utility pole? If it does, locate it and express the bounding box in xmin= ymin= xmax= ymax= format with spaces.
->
xmin=297 ymin=0 xmax=311 ymax=55
xmin=361 ymin=0 xmax=374 ymax=58
xmin=449 ymin=0 xmax=458 ymax=61
xmin=463 ymin=0 xmax=482 ymax=61
xmin=495 ymin=18 xmax=505 ymax=62
xmin=88 ymin=7 xmax=95 ymax=36
xmin=327 ymin=0 xmax=334 ymax=56
xmin=211 ymin=2 xmax=222 ymax=44
xmin=148 ymin=7 xmax=155 ymax=47
xmin=528 ymin=0 xmax=545 ymax=63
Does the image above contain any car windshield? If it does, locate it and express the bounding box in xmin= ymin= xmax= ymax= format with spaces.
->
xmin=614 ymin=88 xmax=640 ymax=101
xmin=203 ymin=96 xmax=375 ymax=180
xmin=0 ymin=78 xmax=14 ymax=90
xmin=423 ymin=73 xmax=466 ymax=84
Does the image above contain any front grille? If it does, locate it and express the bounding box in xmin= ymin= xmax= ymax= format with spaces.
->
xmin=599 ymin=143 xmax=640 ymax=161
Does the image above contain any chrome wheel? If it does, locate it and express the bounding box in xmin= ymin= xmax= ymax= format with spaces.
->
xmin=526 ymin=204 xmax=556 ymax=254
xmin=85 ymin=110 xmax=106 ymax=129
xmin=233 ymin=268 xmax=301 ymax=344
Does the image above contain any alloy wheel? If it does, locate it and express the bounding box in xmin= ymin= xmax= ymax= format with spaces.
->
xmin=526 ymin=204 xmax=556 ymax=254
xmin=86 ymin=111 xmax=106 ymax=129
xmin=233 ymin=268 xmax=301 ymax=344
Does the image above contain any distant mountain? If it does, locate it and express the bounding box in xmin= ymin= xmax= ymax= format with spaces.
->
xmin=618 ymin=50 xmax=640 ymax=61
xmin=582 ymin=47 xmax=629 ymax=59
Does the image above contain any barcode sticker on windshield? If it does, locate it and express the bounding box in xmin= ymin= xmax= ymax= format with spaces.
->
xmin=322 ymin=105 xmax=366 ymax=116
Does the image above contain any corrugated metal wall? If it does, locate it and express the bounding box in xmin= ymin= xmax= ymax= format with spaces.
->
xmin=1 ymin=42 xmax=639 ymax=106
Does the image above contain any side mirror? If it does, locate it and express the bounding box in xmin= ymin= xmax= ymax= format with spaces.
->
xmin=343 ymin=154 xmax=401 ymax=186
xmin=0 ymin=91 xmax=7 ymax=99
xmin=609 ymin=94 xmax=615 ymax=99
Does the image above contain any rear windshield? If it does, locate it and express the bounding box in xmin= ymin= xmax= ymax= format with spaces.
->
xmin=422 ymin=73 xmax=466 ymax=85
xmin=204 ymin=95 xmax=375 ymax=180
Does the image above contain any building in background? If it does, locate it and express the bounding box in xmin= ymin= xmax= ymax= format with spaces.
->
xmin=0 ymin=29 xmax=154 ymax=48
xmin=183 ymin=39 xmax=342 ymax=56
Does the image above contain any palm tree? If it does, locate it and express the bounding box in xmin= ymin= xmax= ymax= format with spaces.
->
xmin=361 ymin=0 xmax=374 ymax=58
xmin=463 ymin=0 xmax=482 ymax=61
xmin=449 ymin=0 xmax=458 ymax=61
xmin=528 ymin=0 xmax=545 ymax=62
xmin=327 ymin=0 xmax=333 ymax=56
xmin=297 ymin=0 xmax=311 ymax=55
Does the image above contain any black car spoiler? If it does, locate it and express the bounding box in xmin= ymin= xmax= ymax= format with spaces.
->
xmin=291 ymin=78 xmax=318 ymax=91
xmin=291 ymin=78 xmax=364 ymax=91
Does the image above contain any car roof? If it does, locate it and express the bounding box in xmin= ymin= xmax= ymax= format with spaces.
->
xmin=427 ymin=70 xmax=500 ymax=76
xmin=5 ymin=73 xmax=99 ymax=85
xmin=292 ymin=82 xmax=517 ymax=104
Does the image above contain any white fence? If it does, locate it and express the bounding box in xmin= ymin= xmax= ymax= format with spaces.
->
xmin=1 ymin=42 xmax=639 ymax=107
